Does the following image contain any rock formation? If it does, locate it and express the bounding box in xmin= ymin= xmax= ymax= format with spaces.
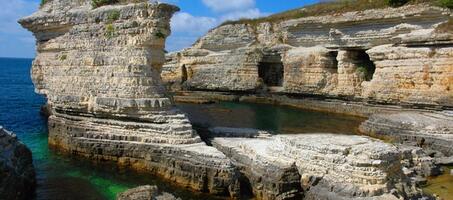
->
xmin=359 ymin=111 xmax=453 ymax=156
xmin=19 ymin=0 xmax=238 ymax=196
xmin=163 ymin=4 xmax=453 ymax=108
xmin=212 ymin=134 xmax=419 ymax=200
xmin=0 ymin=127 xmax=36 ymax=200
xmin=117 ymin=185 xmax=180 ymax=200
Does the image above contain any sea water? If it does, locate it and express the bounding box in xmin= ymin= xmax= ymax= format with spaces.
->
xmin=0 ymin=57 xmax=369 ymax=200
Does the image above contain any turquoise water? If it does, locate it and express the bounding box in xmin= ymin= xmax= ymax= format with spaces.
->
xmin=0 ymin=57 xmax=364 ymax=199
xmin=0 ymin=58 xmax=221 ymax=200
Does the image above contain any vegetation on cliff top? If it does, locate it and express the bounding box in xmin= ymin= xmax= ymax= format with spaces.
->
xmin=92 ymin=0 xmax=119 ymax=8
xmin=221 ymin=0 xmax=450 ymax=26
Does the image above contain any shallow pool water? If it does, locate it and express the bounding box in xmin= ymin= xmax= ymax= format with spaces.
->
xmin=0 ymin=57 xmax=365 ymax=200
xmin=423 ymin=166 xmax=453 ymax=200
xmin=178 ymin=101 xmax=365 ymax=135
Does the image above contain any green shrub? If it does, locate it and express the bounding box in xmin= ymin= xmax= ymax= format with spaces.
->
xmin=357 ymin=64 xmax=375 ymax=81
xmin=385 ymin=0 xmax=409 ymax=7
xmin=439 ymin=0 xmax=453 ymax=8
xmin=107 ymin=10 xmax=120 ymax=22
xmin=104 ymin=24 xmax=116 ymax=38
xmin=155 ymin=31 xmax=165 ymax=39
xmin=40 ymin=0 xmax=47 ymax=6
xmin=91 ymin=0 xmax=118 ymax=9
xmin=60 ymin=55 xmax=67 ymax=61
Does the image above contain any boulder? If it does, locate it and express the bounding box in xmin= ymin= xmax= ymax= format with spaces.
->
xmin=213 ymin=134 xmax=418 ymax=200
xmin=0 ymin=127 xmax=35 ymax=200
xmin=117 ymin=185 xmax=180 ymax=200
xmin=359 ymin=111 xmax=453 ymax=156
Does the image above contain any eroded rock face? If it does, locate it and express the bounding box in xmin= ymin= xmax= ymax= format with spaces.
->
xmin=359 ymin=111 xmax=453 ymax=156
xmin=212 ymin=134 xmax=417 ymax=200
xmin=19 ymin=0 xmax=238 ymax=196
xmin=163 ymin=4 xmax=453 ymax=108
xmin=117 ymin=185 xmax=180 ymax=200
xmin=0 ymin=127 xmax=36 ymax=200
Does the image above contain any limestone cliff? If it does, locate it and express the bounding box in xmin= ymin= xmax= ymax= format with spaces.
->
xmin=19 ymin=0 xmax=238 ymax=196
xmin=163 ymin=4 xmax=453 ymax=108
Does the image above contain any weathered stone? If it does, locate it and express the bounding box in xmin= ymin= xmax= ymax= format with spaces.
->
xmin=208 ymin=127 xmax=272 ymax=138
xmin=213 ymin=134 xmax=417 ymax=200
xmin=398 ymin=145 xmax=441 ymax=178
xmin=0 ymin=127 xmax=36 ymax=200
xmin=117 ymin=185 xmax=180 ymax=200
xmin=19 ymin=0 xmax=238 ymax=196
xmin=434 ymin=156 xmax=453 ymax=165
xmin=162 ymin=4 xmax=453 ymax=108
xmin=359 ymin=111 xmax=453 ymax=156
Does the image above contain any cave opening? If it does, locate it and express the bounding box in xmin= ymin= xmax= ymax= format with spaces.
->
xmin=328 ymin=51 xmax=339 ymax=72
xmin=181 ymin=64 xmax=188 ymax=83
xmin=258 ymin=54 xmax=284 ymax=87
xmin=353 ymin=50 xmax=376 ymax=81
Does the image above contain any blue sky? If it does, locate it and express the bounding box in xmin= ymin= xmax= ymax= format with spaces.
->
xmin=0 ymin=0 xmax=318 ymax=58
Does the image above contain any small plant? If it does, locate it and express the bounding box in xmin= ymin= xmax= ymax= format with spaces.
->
xmin=40 ymin=0 xmax=47 ymax=7
xmin=385 ymin=0 xmax=409 ymax=7
xmin=439 ymin=0 xmax=453 ymax=8
xmin=107 ymin=10 xmax=120 ymax=23
xmin=155 ymin=31 xmax=165 ymax=39
xmin=357 ymin=64 xmax=375 ymax=81
xmin=91 ymin=0 xmax=118 ymax=9
xmin=105 ymin=24 xmax=116 ymax=38
xmin=60 ymin=55 xmax=67 ymax=61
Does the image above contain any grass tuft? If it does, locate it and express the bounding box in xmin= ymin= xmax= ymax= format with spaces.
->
xmin=92 ymin=0 xmax=118 ymax=9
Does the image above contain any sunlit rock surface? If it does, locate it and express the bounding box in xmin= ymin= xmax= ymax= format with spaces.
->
xmin=19 ymin=0 xmax=238 ymax=196
xmin=360 ymin=111 xmax=453 ymax=156
xmin=163 ymin=4 xmax=453 ymax=108
xmin=0 ymin=127 xmax=35 ymax=200
xmin=213 ymin=134 xmax=419 ymax=200
xmin=117 ymin=185 xmax=180 ymax=200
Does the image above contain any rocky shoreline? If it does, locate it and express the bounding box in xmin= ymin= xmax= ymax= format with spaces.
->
xmin=17 ymin=0 xmax=453 ymax=199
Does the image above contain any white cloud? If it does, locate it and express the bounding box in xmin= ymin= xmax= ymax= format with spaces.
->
xmin=0 ymin=0 xmax=38 ymax=34
xmin=171 ymin=12 xmax=218 ymax=35
xmin=220 ymin=8 xmax=269 ymax=21
xmin=202 ymin=0 xmax=255 ymax=12
xmin=0 ymin=0 xmax=39 ymax=57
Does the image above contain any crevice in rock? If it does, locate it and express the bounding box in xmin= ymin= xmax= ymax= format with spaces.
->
xmin=258 ymin=53 xmax=284 ymax=87
xmin=181 ymin=64 xmax=188 ymax=84
xmin=351 ymin=49 xmax=376 ymax=81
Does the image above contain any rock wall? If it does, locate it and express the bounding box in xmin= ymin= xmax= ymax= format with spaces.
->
xmin=0 ymin=127 xmax=36 ymax=200
xmin=19 ymin=0 xmax=238 ymax=196
xmin=212 ymin=134 xmax=418 ymax=200
xmin=163 ymin=4 xmax=453 ymax=108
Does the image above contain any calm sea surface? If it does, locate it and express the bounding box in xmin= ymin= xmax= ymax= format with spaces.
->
xmin=0 ymin=57 xmax=367 ymax=200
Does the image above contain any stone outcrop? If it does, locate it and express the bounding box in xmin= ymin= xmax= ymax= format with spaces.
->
xmin=0 ymin=127 xmax=36 ymax=200
xmin=117 ymin=185 xmax=180 ymax=200
xmin=212 ymin=134 xmax=419 ymax=200
xmin=359 ymin=111 xmax=453 ymax=156
xmin=163 ymin=4 xmax=453 ymax=108
xmin=19 ymin=0 xmax=238 ymax=196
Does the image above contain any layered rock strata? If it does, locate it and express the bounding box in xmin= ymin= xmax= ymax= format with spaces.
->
xmin=163 ymin=4 xmax=453 ymax=108
xmin=212 ymin=134 xmax=417 ymax=200
xmin=118 ymin=185 xmax=180 ymax=200
xmin=359 ymin=111 xmax=453 ymax=156
xmin=19 ymin=0 xmax=238 ymax=196
xmin=0 ymin=127 xmax=36 ymax=200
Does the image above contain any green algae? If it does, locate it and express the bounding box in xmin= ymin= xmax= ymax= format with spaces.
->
xmin=423 ymin=166 xmax=453 ymax=200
